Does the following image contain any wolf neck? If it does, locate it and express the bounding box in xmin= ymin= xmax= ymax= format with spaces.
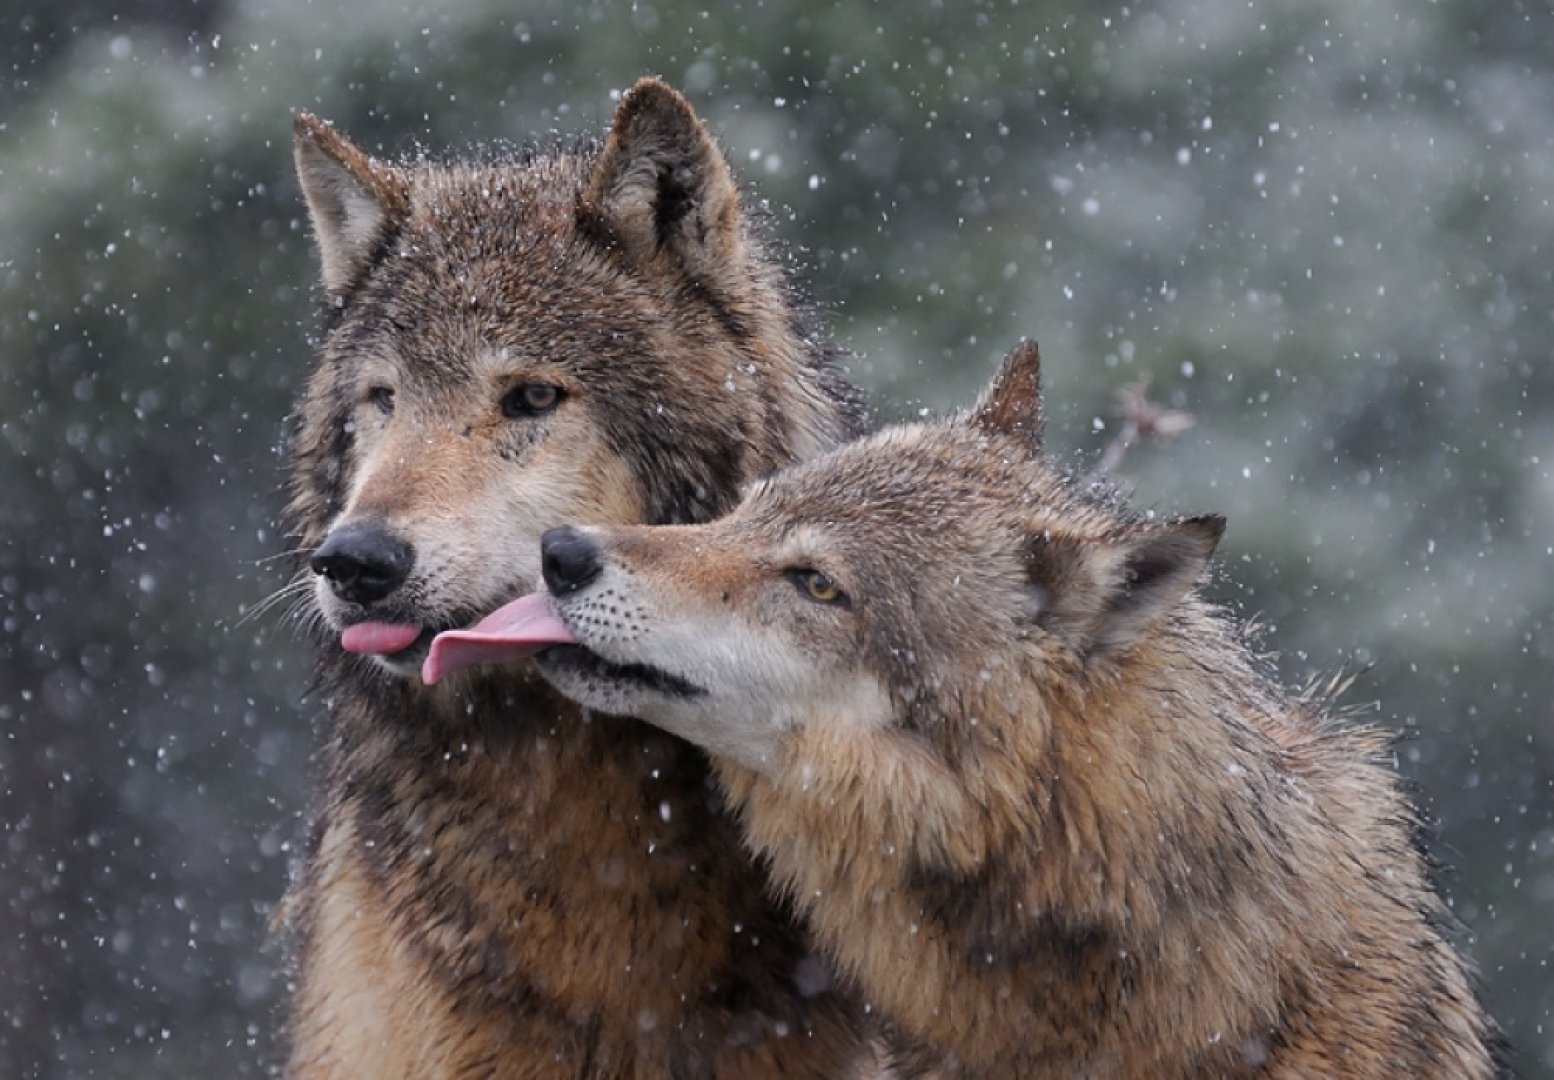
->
xmin=293 ymin=664 xmax=865 ymax=1075
xmin=717 ymin=612 xmax=1486 ymax=1075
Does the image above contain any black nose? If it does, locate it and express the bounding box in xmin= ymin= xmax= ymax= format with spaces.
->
xmin=310 ymin=523 xmax=415 ymax=606
xmin=541 ymin=527 xmax=602 ymax=595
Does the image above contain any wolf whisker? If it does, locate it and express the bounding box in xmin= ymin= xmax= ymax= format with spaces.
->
xmin=254 ymin=547 xmax=315 ymax=567
xmin=239 ymin=575 xmax=313 ymax=627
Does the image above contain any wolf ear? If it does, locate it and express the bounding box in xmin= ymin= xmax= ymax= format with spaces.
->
xmin=293 ymin=112 xmax=408 ymax=296
xmin=581 ymin=78 xmax=744 ymax=283
xmin=972 ymin=340 xmax=1043 ymax=452
xmin=1025 ymin=514 xmax=1224 ymax=655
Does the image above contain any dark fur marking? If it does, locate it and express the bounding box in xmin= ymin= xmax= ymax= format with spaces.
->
xmin=684 ymin=275 xmax=752 ymax=343
xmin=545 ymin=643 xmax=705 ymax=700
xmin=317 ymin=218 xmax=406 ymax=333
xmin=652 ymin=162 xmax=695 ymax=245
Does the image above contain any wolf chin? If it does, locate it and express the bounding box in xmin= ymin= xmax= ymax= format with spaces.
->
xmin=279 ymin=80 xmax=882 ymax=1077
xmin=499 ymin=342 xmax=1503 ymax=1077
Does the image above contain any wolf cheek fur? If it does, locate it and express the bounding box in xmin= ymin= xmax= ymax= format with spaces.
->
xmin=520 ymin=341 xmax=1501 ymax=1077
xmin=280 ymin=80 xmax=884 ymax=1077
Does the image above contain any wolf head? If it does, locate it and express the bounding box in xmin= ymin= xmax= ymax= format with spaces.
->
xmin=287 ymin=79 xmax=863 ymax=678
xmin=449 ymin=343 xmax=1223 ymax=770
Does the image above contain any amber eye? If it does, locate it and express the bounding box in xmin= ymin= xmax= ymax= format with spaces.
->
xmin=367 ymin=386 xmax=395 ymax=416
xmin=501 ymin=382 xmax=563 ymax=418
xmin=788 ymin=568 xmax=847 ymax=606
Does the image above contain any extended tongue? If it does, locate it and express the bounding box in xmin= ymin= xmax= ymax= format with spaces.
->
xmin=341 ymin=621 xmax=423 ymax=656
xmin=421 ymin=592 xmax=577 ymax=685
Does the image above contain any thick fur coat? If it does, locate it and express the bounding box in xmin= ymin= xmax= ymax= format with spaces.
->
xmin=280 ymin=80 xmax=881 ymax=1077
xmin=519 ymin=343 xmax=1502 ymax=1078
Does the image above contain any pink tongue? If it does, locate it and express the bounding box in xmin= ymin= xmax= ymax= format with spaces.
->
xmin=421 ymin=592 xmax=577 ymax=685
xmin=341 ymin=621 xmax=423 ymax=656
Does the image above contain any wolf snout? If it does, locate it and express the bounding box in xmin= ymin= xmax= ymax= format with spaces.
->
xmin=311 ymin=523 xmax=416 ymax=606
xmin=541 ymin=527 xmax=603 ymax=595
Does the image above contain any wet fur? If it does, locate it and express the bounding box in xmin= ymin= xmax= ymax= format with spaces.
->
xmin=536 ymin=343 xmax=1502 ymax=1077
xmin=280 ymin=80 xmax=881 ymax=1077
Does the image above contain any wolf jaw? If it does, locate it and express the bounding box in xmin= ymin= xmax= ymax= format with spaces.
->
xmin=281 ymin=80 xmax=881 ymax=1076
xmin=459 ymin=341 xmax=1501 ymax=1075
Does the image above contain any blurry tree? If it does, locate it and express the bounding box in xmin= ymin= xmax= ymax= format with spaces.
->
xmin=1 ymin=0 xmax=1549 ymax=1074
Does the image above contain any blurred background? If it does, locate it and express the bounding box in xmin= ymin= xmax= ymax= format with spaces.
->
xmin=1 ymin=0 xmax=1550 ymax=1074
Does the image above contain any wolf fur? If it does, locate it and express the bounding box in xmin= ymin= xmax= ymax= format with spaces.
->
xmin=280 ymin=79 xmax=883 ymax=1077
xmin=525 ymin=342 xmax=1502 ymax=1077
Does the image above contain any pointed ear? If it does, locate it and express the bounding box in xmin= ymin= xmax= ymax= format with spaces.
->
xmin=580 ymin=78 xmax=744 ymax=282
xmin=972 ymin=340 xmax=1043 ymax=452
xmin=1024 ymin=514 xmax=1224 ymax=655
xmin=293 ymin=112 xmax=408 ymax=295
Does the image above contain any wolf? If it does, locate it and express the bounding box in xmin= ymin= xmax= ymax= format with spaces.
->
xmin=433 ymin=342 xmax=1503 ymax=1077
xmin=280 ymin=79 xmax=884 ymax=1076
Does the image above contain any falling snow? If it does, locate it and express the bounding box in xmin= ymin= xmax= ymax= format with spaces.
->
xmin=1 ymin=0 xmax=1551 ymax=1074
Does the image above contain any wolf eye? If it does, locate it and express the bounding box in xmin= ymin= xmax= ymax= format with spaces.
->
xmin=367 ymin=386 xmax=395 ymax=415
xmin=788 ymin=568 xmax=847 ymax=606
xmin=501 ymin=382 xmax=563 ymax=418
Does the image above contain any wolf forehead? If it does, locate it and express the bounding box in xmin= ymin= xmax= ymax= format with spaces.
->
xmin=741 ymin=423 xmax=1111 ymax=553
xmin=322 ymin=161 xmax=652 ymax=352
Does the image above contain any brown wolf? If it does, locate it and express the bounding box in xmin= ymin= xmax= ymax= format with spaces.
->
xmin=441 ymin=342 xmax=1502 ymax=1076
xmin=280 ymin=79 xmax=883 ymax=1076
